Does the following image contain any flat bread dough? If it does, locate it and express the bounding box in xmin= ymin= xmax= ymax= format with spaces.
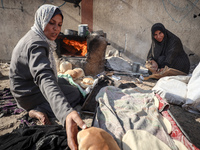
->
xmin=154 ymin=95 xmax=160 ymax=108
xmin=173 ymin=139 xmax=188 ymax=150
xmin=73 ymin=68 xmax=85 ymax=79
xmin=158 ymin=115 xmax=172 ymax=134
xmin=122 ymin=130 xmax=171 ymax=150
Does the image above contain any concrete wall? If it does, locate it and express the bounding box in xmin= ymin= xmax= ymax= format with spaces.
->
xmin=1 ymin=0 xmax=200 ymax=65
xmin=0 ymin=0 xmax=81 ymax=62
xmin=93 ymin=0 xmax=200 ymax=65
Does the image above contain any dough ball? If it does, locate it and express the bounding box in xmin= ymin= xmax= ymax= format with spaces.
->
xmin=73 ymin=68 xmax=85 ymax=80
xmin=59 ymin=61 xmax=72 ymax=73
xmin=77 ymin=127 xmax=120 ymax=150
xmin=80 ymin=76 xmax=94 ymax=89
xmin=64 ymin=69 xmax=77 ymax=79
xmin=82 ymin=76 xmax=94 ymax=85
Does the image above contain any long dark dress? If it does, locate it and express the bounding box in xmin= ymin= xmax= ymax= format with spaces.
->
xmin=147 ymin=23 xmax=190 ymax=74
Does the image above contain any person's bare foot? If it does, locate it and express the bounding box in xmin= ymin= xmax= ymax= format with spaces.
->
xmin=29 ymin=110 xmax=51 ymax=125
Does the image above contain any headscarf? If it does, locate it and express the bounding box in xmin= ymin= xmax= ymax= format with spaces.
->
xmin=31 ymin=4 xmax=63 ymax=78
xmin=149 ymin=23 xmax=167 ymax=61
xmin=151 ymin=23 xmax=166 ymax=38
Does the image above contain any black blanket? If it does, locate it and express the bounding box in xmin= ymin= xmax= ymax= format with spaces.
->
xmin=0 ymin=125 xmax=69 ymax=150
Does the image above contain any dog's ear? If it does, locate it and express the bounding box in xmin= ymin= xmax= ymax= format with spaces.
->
xmin=77 ymin=127 xmax=120 ymax=150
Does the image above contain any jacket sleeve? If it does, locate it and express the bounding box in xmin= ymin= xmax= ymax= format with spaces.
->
xmin=28 ymin=42 xmax=73 ymax=126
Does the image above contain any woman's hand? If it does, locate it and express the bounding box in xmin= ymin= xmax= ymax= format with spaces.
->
xmin=65 ymin=111 xmax=87 ymax=150
xmin=145 ymin=60 xmax=158 ymax=74
xmin=150 ymin=60 xmax=158 ymax=73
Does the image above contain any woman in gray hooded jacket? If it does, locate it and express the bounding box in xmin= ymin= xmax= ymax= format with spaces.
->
xmin=9 ymin=4 xmax=86 ymax=149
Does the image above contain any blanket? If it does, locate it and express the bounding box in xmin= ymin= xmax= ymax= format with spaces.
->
xmin=93 ymin=86 xmax=177 ymax=149
xmin=156 ymin=94 xmax=200 ymax=150
xmin=0 ymin=125 xmax=69 ymax=150
xmin=0 ymin=88 xmax=24 ymax=117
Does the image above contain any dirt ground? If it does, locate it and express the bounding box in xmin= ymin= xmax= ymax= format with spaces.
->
xmin=0 ymin=62 xmax=200 ymax=149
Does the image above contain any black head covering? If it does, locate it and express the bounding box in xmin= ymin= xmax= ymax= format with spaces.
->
xmin=151 ymin=23 xmax=166 ymax=36
xmin=51 ymin=8 xmax=63 ymax=20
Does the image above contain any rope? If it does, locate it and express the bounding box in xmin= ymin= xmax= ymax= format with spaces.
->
xmin=58 ymin=1 xmax=66 ymax=8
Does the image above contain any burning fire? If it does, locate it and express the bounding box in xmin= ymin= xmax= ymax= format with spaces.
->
xmin=63 ymin=38 xmax=87 ymax=56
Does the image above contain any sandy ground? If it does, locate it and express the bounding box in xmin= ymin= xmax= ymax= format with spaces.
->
xmin=1 ymin=62 xmax=200 ymax=149
xmin=0 ymin=62 xmax=156 ymax=134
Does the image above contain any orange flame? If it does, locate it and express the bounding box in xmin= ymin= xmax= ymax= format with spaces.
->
xmin=63 ymin=38 xmax=87 ymax=56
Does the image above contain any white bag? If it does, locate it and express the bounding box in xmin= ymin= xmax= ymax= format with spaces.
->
xmin=152 ymin=75 xmax=190 ymax=105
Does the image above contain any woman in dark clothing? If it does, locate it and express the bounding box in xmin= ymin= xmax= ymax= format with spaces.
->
xmin=146 ymin=23 xmax=190 ymax=74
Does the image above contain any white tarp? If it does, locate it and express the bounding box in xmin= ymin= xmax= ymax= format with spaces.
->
xmin=153 ymin=62 xmax=200 ymax=114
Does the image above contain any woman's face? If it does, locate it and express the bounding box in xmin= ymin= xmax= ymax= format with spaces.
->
xmin=44 ymin=14 xmax=63 ymax=41
xmin=153 ymin=30 xmax=164 ymax=42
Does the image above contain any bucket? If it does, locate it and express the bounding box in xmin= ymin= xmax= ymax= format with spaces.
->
xmin=78 ymin=24 xmax=89 ymax=37
xmin=132 ymin=62 xmax=140 ymax=72
xmin=64 ymin=29 xmax=78 ymax=36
